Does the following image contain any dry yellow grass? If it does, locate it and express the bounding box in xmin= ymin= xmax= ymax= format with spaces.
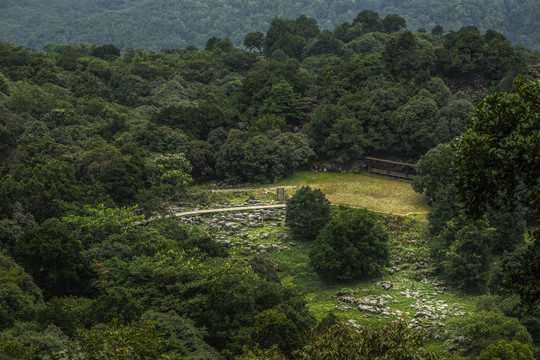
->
xmin=272 ymin=171 xmax=429 ymax=216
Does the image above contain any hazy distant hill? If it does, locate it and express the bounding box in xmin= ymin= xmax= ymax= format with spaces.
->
xmin=1 ymin=0 xmax=538 ymax=51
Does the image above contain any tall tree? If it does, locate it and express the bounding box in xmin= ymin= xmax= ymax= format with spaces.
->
xmin=285 ymin=186 xmax=331 ymax=241
xmin=243 ymin=32 xmax=264 ymax=53
xmin=453 ymin=77 xmax=540 ymax=306
xmin=381 ymin=14 xmax=407 ymax=33
xmin=310 ymin=209 xmax=389 ymax=282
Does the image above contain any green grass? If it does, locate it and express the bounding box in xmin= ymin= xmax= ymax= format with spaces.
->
xmin=266 ymin=214 xmax=478 ymax=354
xmin=272 ymin=171 xmax=429 ymax=216
xmin=199 ymin=171 xmax=476 ymax=353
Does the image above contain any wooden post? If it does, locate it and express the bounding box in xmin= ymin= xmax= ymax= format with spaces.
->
xmin=277 ymin=187 xmax=285 ymax=201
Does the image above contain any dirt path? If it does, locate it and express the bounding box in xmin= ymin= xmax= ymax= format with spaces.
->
xmin=173 ymin=204 xmax=286 ymax=217
xmin=208 ymin=186 xmax=297 ymax=192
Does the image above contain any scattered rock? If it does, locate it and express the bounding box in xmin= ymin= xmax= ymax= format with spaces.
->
xmin=376 ymin=281 xmax=395 ymax=290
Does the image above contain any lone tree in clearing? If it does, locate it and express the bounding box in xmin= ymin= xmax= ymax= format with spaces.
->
xmin=309 ymin=208 xmax=389 ymax=282
xmin=285 ymin=186 xmax=331 ymax=241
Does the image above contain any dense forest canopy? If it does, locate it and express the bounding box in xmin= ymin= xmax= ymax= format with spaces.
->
xmin=1 ymin=10 xmax=539 ymax=359
xmin=0 ymin=0 xmax=539 ymax=51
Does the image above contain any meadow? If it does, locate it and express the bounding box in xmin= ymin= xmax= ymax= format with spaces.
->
xmin=272 ymin=171 xmax=430 ymax=216
xmin=197 ymin=171 xmax=475 ymax=356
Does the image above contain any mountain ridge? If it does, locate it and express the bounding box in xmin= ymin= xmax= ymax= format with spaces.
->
xmin=0 ymin=0 xmax=538 ymax=51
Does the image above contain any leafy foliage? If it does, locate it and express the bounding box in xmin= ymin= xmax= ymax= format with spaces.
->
xmin=0 ymin=11 xmax=537 ymax=358
xmin=70 ymin=319 xmax=165 ymax=360
xmin=13 ymin=220 xmax=93 ymax=299
xmin=412 ymin=143 xmax=454 ymax=201
xmin=453 ymin=77 xmax=540 ymax=305
xmin=285 ymin=186 xmax=331 ymax=241
xmin=97 ymin=252 xmax=316 ymax=355
xmin=449 ymin=311 xmax=534 ymax=357
xmin=294 ymin=319 xmax=439 ymax=359
xmin=310 ymin=209 xmax=389 ymax=282
xmin=0 ymin=253 xmax=43 ymax=330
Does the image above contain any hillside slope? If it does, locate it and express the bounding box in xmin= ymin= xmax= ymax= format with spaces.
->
xmin=0 ymin=0 xmax=538 ymax=51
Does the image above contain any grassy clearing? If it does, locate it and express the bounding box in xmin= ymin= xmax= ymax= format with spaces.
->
xmin=194 ymin=172 xmax=475 ymax=352
xmin=271 ymin=171 xmax=429 ymax=216
xmin=270 ymin=216 xmax=476 ymax=326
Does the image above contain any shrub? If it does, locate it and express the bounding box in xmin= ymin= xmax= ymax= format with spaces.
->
xmin=309 ymin=208 xmax=389 ymax=282
xmin=294 ymin=319 xmax=438 ymax=359
xmin=449 ymin=311 xmax=533 ymax=357
xmin=285 ymin=186 xmax=331 ymax=241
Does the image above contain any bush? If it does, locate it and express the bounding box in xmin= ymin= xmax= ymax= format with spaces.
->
xmin=449 ymin=311 xmax=533 ymax=357
xmin=14 ymin=220 xmax=93 ymax=299
xmin=285 ymin=186 xmax=331 ymax=241
xmin=477 ymin=340 xmax=535 ymax=360
xmin=294 ymin=319 xmax=438 ymax=359
xmin=309 ymin=209 xmax=389 ymax=282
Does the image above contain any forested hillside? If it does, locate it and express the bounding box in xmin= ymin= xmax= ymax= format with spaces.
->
xmin=1 ymin=12 xmax=539 ymax=359
xmin=1 ymin=0 xmax=539 ymax=51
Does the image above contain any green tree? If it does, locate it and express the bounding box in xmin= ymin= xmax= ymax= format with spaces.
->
xmin=249 ymin=114 xmax=286 ymax=134
xmin=0 ymin=340 xmax=38 ymax=360
xmin=241 ymin=308 xmax=304 ymax=355
xmin=151 ymin=103 xmax=228 ymax=139
xmin=438 ymin=218 xmax=492 ymax=292
xmin=69 ymin=319 xmax=165 ymax=360
xmin=91 ymin=44 xmax=121 ymax=61
xmin=0 ymin=72 xmax=10 ymax=95
xmin=240 ymin=58 xmax=307 ymax=112
xmin=294 ymin=319 xmax=438 ymax=359
xmin=477 ymin=340 xmax=535 ymax=360
xmin=437 ymin=99 xmax=474 ymax=142
xmin=216 ymin=129 xmax=248 ymax=183
xmin=412 ymin=143 xmax=455 ymax=201
xmin=475 ymin=294 xmax=540 ymax=351
xmin=353 ymin=10 xmax=381 ymax=33
xmin=0 ymin=253 xmax=43 ymax=330
xmin=383 ymin=31 xmax=419 ymax=79
xmin=17 ymin=159 xmax=81 ymax=222
xmin=274 ymin=132 xmax=315 ymax=177
xmin=397 ymin=92 xmax=440 ymax=156
xmin=321 ymin=116 xmax=366 ymax=165
xmin=98 ymin=156 xmax=144 ymax=204
xmin=285 ymin=186 xmax=331 ymax=241
xmin=449 ymin=311 xmax=533 ymax=357
xmin=259 ymin=80 xmax=306 ymax=124
xmin=185 ymin=140 xmax=216 ymax=183
xmin=61 ymin=204 xmax=143 ymax=246
xmin=442 ymin=29 xmax=485 ymax=74
xmin=99 ymin=252 xmax=315 ymax=353
xmin=482 ymin=36 xmax=526 ymax=81
xmin=14 ymin=220 xmax=93 ymax=299
xmin=431 ymin=25 xmax=444 ymax=38
xmin=310 ymin=209 xmax=389 ymax=282
xmin=241 ymin=135 xmax=282 ymax=183
xmin=453 ymin=77 xmax=540 ymax=306
xmin=148 ymin=218 xmax=227 ymax=258
xmin=302 ymin=31 xmax=351 ymax=59
xmin=0 ymin=202 xmax=36 ymax=254
xmin=381 ymin=14 xmax=407 ymax=34
xmin=141 ymin=310 xmax=211 ymax=357
xmin=147 ymin=153 xmax=192 ymax=202
xmin=243 ymin=32 xmax=264 ymax=53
